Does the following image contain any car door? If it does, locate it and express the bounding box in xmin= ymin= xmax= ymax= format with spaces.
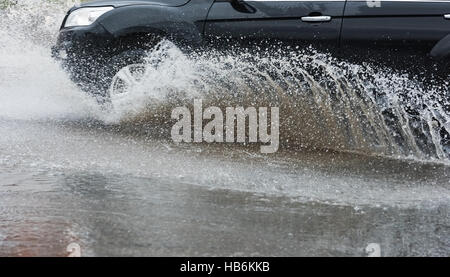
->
xmin=340 ymin=0 xmax=450 ymax=71
xmin=203 ymin=0 xmax=347 ymax=52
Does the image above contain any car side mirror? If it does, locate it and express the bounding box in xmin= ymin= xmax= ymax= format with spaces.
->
xmin=230 ymin=0 xmax=256 ymax=14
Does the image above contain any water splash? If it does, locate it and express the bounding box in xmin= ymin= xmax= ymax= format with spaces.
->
xmin=0 ymin=0 xmax=97 ymax=121
xmin=111 ymin=41 xmax=450 ymax=161
xmin=0 ymin=0 xmax=449 ymax=162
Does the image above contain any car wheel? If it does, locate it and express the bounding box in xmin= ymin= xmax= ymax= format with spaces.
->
xmin=108 ymin=63 xmax=147 ymax=108
xmin=98 ymin=49 xmax=148 ymax=107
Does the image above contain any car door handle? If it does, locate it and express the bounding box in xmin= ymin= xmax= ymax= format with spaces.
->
xmin=445 ymin=14 xmax=450 ymax=19
xmin=301 ymin=16 xmax=332 ymax=23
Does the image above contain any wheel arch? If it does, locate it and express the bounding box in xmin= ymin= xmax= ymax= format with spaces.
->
xmin=97 ymin=5 xmax=204 ymax=50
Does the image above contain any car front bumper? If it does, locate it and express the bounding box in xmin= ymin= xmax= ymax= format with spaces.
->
xmin=52 ymin=22 xmax=114 ymax=61
xmin=52 ymin=23 xmax=117 ymax=93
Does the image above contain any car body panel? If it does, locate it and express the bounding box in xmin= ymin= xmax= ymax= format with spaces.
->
xmin=342 ymin=0 xmax=450 ymax=54
xmin=339 ymin=0 xmax=450 ymax=74
xmin=97 ymin=4 xmax=208 ymax=45
xmin=204 ymin=0 xmax=346 ymax=49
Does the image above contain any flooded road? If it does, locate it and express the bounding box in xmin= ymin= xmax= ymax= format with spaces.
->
xmin=0 ymin=119 xmax=449 ymax=256
xmin=0 ymin=0 xmax=449 ymax=257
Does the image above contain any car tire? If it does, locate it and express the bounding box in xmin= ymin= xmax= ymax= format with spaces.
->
xmin=94 ymin=49 xmax=149 ymax=104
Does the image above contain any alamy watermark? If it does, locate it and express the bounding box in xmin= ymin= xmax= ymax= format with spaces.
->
xmin=171 ymin=99 xmax=280 ymax=154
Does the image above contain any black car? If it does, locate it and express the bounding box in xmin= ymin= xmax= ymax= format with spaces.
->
xmin=53 ymin=0 xmax=450 ymax=101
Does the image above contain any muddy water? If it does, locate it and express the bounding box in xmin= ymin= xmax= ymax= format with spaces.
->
xmin=0 ymin=0 xmax=449 ymax=256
